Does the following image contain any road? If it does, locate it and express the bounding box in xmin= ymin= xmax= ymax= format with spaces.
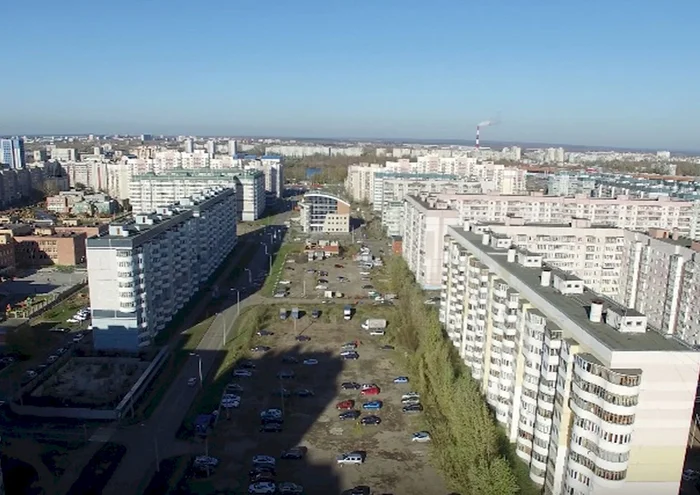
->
xmin=101 ymin=226 xmax=285 ymax=495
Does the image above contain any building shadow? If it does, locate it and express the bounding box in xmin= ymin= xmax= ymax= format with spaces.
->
xmin=144 ymin=343 xmax=345 ymax=495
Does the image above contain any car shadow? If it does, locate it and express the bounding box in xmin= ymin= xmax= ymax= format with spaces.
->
xmin=145 ymin=342 xmax=345 ymax=494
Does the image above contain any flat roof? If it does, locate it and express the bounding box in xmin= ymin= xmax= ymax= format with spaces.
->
xmin=450 ymin=227 xmax=692 ymax=353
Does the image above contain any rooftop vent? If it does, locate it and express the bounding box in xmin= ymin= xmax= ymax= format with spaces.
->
xmin=589 ymin=299 xmax=604 ymax=323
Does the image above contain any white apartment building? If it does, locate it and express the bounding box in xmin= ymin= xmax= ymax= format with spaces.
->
xmin=233 ymin=155 xmax=284 ymax=199
xmin=440 ymin=225 xmax=699 ymax=495
xmin=62 ymin=161 xmax=109 ymax=191
xmin=402 ymin=195 xmax=460 ymax=289
xmin=619 ymin=229 xmax=700 ymax=346
xmin=373 ymin=173 xmax=482 ymax=212
xmin=265 ymin=145 xmax=330 ymax=157
xmin=87 ymin=188 xmax=237 ymax=351
xmin=50 ymin=147 xmax=78 ymax=162
xmin=429 ymin=192 xmax=700 ymax=240
xmin=129 ymin=168 xmax=265 ymax=221
xmin=344 ymin=163 xmax=385 ymax=203
xmin=468 ymin=218 xmax=624 ymax=298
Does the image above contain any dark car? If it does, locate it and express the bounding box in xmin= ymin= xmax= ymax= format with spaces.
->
xmin=282 ymin=355 xmax=299 ymax=364
xmin=362 ymin=285 xmax=374 ymax=290
xmin=319 ymin=271 xmax=328 ymax=276
xmin=360 ymin=415 xmax=382 ymax=426
xmin=311 ymin=310 xmax=321 ymax=319
xmin=341 ymin=352 xmax=359 ymax=360
xmin=250 ymin=471 xmax=275 ymax=483
xmin=295 ymin=335 xmax=311 ymax=342
xmin=296 ymin=389 xmax=314 ymax=397
xmin=317 ymin=278 xmax=328 ymax=284
xmin=380 ymin=344 xmax=395 ymax=350
xmin=402 ymin=404 xmax=424 ymax=413
xmin=257 ymin=330 xmax=274 ymax=336
xmin=348 ymin=486 xmax=371 ymax=495
xmin=260 ymin=423 xmax=283 ymax=433
xmin=339 ymin=410 xmax=361 ymax=420
xmin=281 ymin=447 xmax=307 ymax=460
xmin=277 ymin=371 xmax=295 ymax=379
xmin=240 ymin=360 xmax=257 ymax=369
xmin=261 ymin=417 xmax=284 ymax=425
xmin=251 ymin=346 xmax=271 ymax=353
xmin=249 ymin=466 xmax=276 ymax=478
xmin=341 ymin=382 xmax=361 ymax=390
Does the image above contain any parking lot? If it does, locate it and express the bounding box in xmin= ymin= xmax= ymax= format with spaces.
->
xmin=0 ymin=267 xmax=87 ymax=307
xmin=181 ymin=304 xmax=447 ymax=494
xmin=274 ymin=248 xmax=386 ymax=301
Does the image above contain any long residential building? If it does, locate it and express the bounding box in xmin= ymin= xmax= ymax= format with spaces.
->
xmin=619 ymin=228 xmax=700 ymax=346
xmin=402 ymin=194 xmax=626 ymax=294
xmin=129 ymin=168 xmax=265 ymax=221
xmin=424 ymin=192 xmax=700 ymax=240
xmin=440 ymin=225 xmax=699 ymax=495
xmin=86 ymin=187 xmax=237 ymax=351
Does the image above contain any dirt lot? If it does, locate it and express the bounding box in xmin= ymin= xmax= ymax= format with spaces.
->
xmin=280 ymin=251 xmax=382 ymax=301
xmin=180 ymin=304 xmax=448 ymax=495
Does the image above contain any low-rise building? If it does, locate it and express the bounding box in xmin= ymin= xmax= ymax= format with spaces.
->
xmin=14 ymin=227 xmax=87 ymax=267
xmin=440 ymin=225 xmax=699 ymax=494
xmin=298 ymin=191 xmax=350 ymax=233
xmin=86 ymin=187 xmax=237 ymax=351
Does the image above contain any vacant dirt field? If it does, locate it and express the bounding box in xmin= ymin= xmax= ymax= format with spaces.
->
xmin=180 ymin=306 xmax=448 ymax=495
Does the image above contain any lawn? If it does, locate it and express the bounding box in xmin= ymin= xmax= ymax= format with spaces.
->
xmin=261 ymin=242 xmax=304 ymax=297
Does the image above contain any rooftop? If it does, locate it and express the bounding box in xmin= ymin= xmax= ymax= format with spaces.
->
xmin=449 ymin=227 xmax=692 ymax=353
xmin=132 ymin=168 xmax=262 ymax=180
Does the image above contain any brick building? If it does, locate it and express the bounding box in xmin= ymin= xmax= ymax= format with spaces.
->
xmin=14 ymin=227 xmax=87 ymax=267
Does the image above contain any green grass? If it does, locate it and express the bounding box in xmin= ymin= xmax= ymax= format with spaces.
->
xmin=176 ymin=306 xmax=272 ymax=439
xmin=261 ymin=242 xmax=304 ymax=297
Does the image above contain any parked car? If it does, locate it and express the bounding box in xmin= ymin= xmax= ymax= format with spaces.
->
xmin=341 ymin=352 xmax=359 ymax=360
xmin=226 ymin=383 xmax=244 ymax=393
xmin=273 ymin=291 xmax=287 ymax=298
xmin=362 ymin=285 xmax=374 ymax=290
xmin=393 ymin=376 xmax=409 ymax=384
xmin=281 ymin=355 xmax=299 ymax=364
xmin=402 ymin=392 xmax=420 ymax=400
xmin=233 ymin=369 xmax=253 ymax=377
xmin=380 ymin=344 xmax=395 ymax=350
xmin=336 ymin=399 xmax=355 ymax=410
xmin=248 ymin=481 xmax=277 ymax=494
xmin=240 ymin=360 xmax=257 ymax=369
xmin=295 ymin=389 xmax=314 ymax=397
xmin=315 ymin=285 xmax=328 ymax=290
xmin=360 ymin=383 xmax=378 ymax=390
xmin=411 ymin=431 xmax=431 ymax=443
xmin=277 ymin=482 xmax=304 ymax=494
xmin=339 ymin=410 xmax=361 ymax=420
xmin=341 ymin=342 xmax=357 ymax=350
xmin=278 ymin=280 xmax=292 ymax=285
xmin=50 ymin=327 xmax=70 ymax=333
xmin=280 ymin=447 xmax=307 ymax=460
xmin=277 ymin=370 xmax=295 ymax=379
xmin=334 ymin=264 xmax=344 ymax=268
xmin=194 ymin=456 xmax=220 ymax=468
xmin=340 ymin=350 xmax=357 ymax=357
xmin=369 ymin=330 xmax=385 ymax=336
xmin=47 ymin=355 xmax=58 ymax=363
xmin=402 ymin=404 xmax=423 ymax=414
xmin=360 ymin=415 xmax=382 ymax=426
xmin=311 ymin=309 xmax=321 ymax=319
xmin=348 ymin=486 xmax=370 ymax=495
xmin=341 ymin=382 xmax=361 ymax=390
xmin=362 ymin=400 xmax=383 ymax=410
xmin=252 ymin=455 xmax=276 ymax=466
xmin=360 ymin=386 xmax=380 ymax=396
xmin=295 ymin=335 xmax=311 ymax=342
xmin=402 ymin=398 xmax=421 ymax=406
xmin=251 ymin=346 xmax=271 ymax=353
xmin=302 ymin=359 xmax=318 ymax=366
xmin=187 ymin=377 xmax=198 ymax=386
xmin=336 ymin=452 xmax=365 ymax=465
xmin=256 ymin=330 xmax=274 ymax=336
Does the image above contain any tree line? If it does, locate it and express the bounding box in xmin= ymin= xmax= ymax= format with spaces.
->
xmin=385 ymin=256 xmax=540 ymax=495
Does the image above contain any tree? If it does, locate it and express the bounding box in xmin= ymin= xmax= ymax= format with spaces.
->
xmin=42 ymin=181 xmax=60 ymax=197
xmin=75 ymin=182 xmax=86 ymax=191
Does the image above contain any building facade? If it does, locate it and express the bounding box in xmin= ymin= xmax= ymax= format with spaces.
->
xmin=14 ymin=227 xmax=87 ymax=267
xmin=129 ymin=168 xmax=265 ymax=221
xmin=0 ymin=138 xmax=26 ymax=169
xmin=440 ymin=225 xmax=699 ymax=495
xmin=298 ymin=192 xmax=350 ymax=233
xmin=86 ymin=188 xmax=237 ymax=351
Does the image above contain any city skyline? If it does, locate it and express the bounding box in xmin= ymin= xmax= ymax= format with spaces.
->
xmin=2 ymin=0 xmax=699 ymax=150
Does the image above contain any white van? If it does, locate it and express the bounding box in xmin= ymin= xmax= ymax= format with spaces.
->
xmin=336 ymin=452 xmax=364 ymax=465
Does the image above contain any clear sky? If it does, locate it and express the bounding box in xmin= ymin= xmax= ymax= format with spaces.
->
xmin=2 ymin=0 xmax=699 ymax=150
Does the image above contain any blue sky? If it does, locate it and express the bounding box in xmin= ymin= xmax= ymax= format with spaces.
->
xmin=2 ymin=0 xmax=699 ymax=149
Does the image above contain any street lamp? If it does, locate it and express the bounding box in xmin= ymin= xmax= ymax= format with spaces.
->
xmin=234 ymin=289 xmax=240 ymax=317
xmin=268 ymin=254 xmax=272 ymax=273
xmin=189 ymin=352 xmax=203 ymax=387
xmin=261 ymin=243 xmax=269 ymax=256
xmin=244 ymin=268 xmax=252 ymax=284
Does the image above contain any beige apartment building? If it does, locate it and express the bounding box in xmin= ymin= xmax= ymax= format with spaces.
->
xmin=440 ymin=225 xmax=700 ymax=495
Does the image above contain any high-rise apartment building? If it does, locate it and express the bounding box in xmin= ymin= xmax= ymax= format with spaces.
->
xmin=86 ymin=188 xmax=236 ymax=351
xmin=129 ymin=168 xmax=265 ymax=221
xmin=547 ymin=173 xmax=596 ymax=197
xmin=0 ymin=138 xmax=26 ymax=169
xmin=440 ymin=225 xmax=699 ymax=495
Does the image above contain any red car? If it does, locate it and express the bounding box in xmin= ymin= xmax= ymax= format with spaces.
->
xmin=336 ymin=399 xmax=355 ymax=410
xmin=360 ymin=387 xmax=380 ymax=396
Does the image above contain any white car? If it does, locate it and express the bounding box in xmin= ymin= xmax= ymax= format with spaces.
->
xmin=359 ymin=271 xmax=370 ymax=275
xmin=302 ymin=359 xmax=318 ymax=366
xmin=369 ymin=330 xmax=385 ymax=336
xmin=73 ymin=334 xmax=85 ymax=343
xmin=233 ymin=369 xmax=253 ymax=377
xmin=248 ymin=481 xmax=276 ymax=494
xmin=411 ymin=431 xmax=431 ymax=443
xmin=187 ymin=377 xmax=198 ymax=386
xmin=273 ymin=292 xmax=287 ymax=298
xmin=402 ymin=392 xmax=420 ymax=400
xmin=278 ymin=280 xmax=291 ymax=285
xmin=252 ymin=454 xmax=277 ymax=466
xmin=336 ymin=452 xmax=364 ymax=465
xmin=66 ymin=318 xmax=80 ymax=323
xmin=47 ymin=355 xmax=58 ymax=363
xmin=315 ymin=285 xmax=328 ymax=290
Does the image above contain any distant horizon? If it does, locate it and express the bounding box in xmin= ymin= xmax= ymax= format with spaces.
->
xmin=8 ymin=133 xmax=699 ymax=156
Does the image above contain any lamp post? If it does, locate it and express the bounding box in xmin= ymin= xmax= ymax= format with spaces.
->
xmin=244 ymin=268 xmax=252 ymax=284
xmin=189 ymin=352 xmax=203 ymax=387
xmin=234 ymin=289 xmax=240 ymax=317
